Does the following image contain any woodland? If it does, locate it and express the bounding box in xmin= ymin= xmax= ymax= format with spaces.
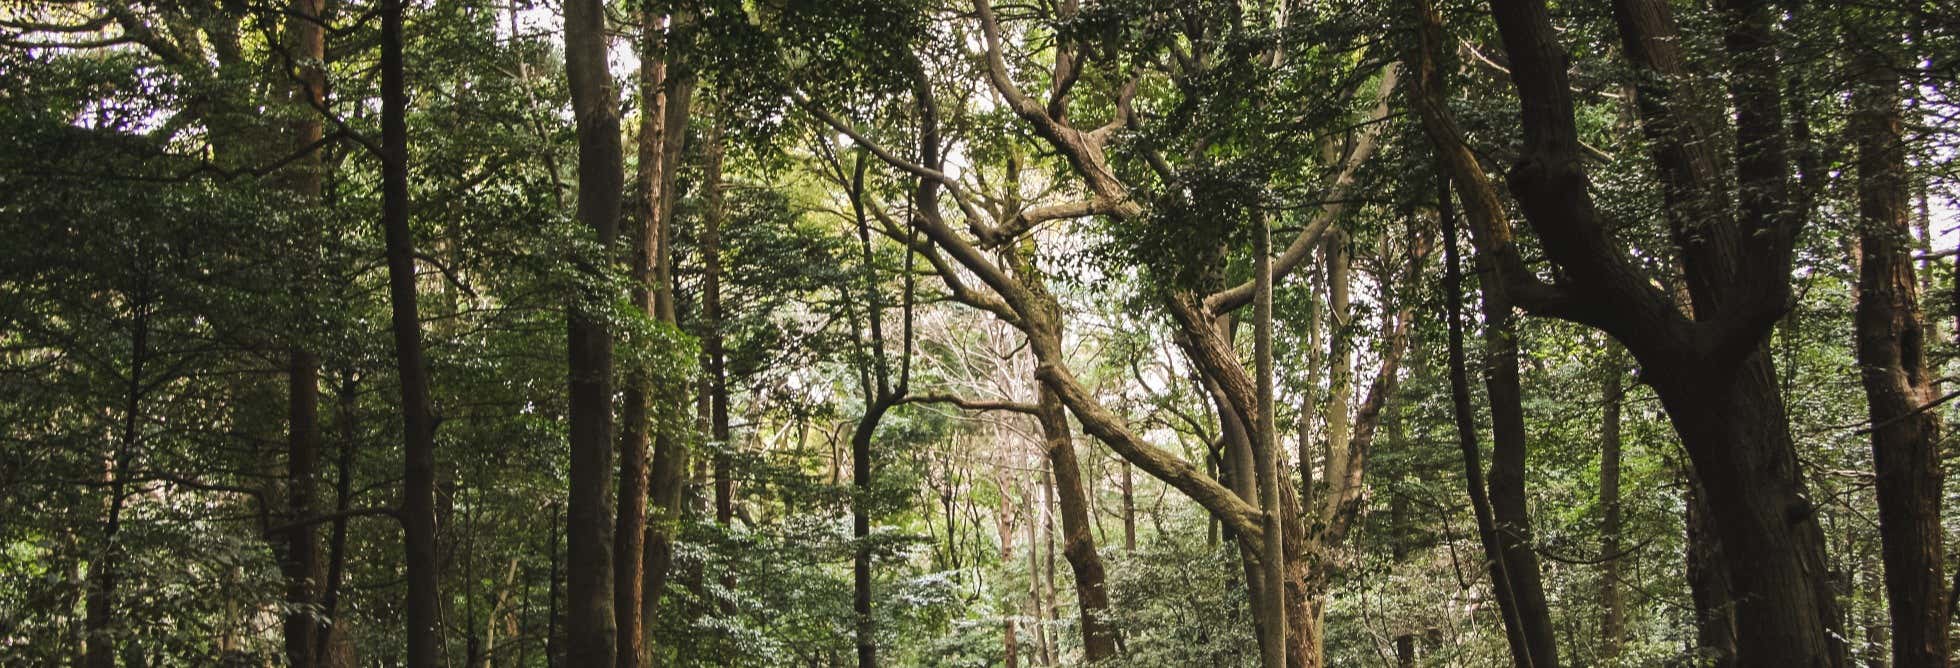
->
xmin=2 ymin=0 xmax=1958 ymax=667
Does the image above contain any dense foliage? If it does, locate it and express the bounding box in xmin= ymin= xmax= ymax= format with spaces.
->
xmin=2 ymin=1 xmax=1958 ymax=667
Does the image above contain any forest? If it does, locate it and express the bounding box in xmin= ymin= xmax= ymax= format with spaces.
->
xmin=2 ymin=0 xmax=1958 ymax=666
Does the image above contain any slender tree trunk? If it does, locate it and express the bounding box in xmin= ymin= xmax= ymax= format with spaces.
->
xmin=283 ymin=349 xmax=323 ymax=668
xmin=562 ymin=0 xmax=623 ymax=664
xmin=703 ymin=108 xmax=734 ymax=544
xmin=1253 ymin=212 xmax=1287 ymax=668
xmin=614 ymin=13 xmax=667 ymax=668
xmin=1851 ymin=39 xmax=1948 ymax=668
xmin=1437 ymin=173 xmax=1535 ymax=668
xmin=1323 ymin=233 xmax=1351 ymax=519
xmin=316 ymin=379 xmax=358 ymax=666
xmin=1035 ymin=384 xmax=1118 ymax=661
xmin=546 ymin=504 xmax=563 ymax=668
xmin=642 ymin=58 xmax=695 ymax=650
xmin=280 ymin=3 xmax=329 ymax=663
xmin=1120 ymin=463 xmax=1135 ymax=552
xmin=1476 ymin=252 xmax=1560 ymax=668
xmin=86 ymin=287 xmax=149 ymax=668
xmin=378 ymin=3 xmax=442 ymax=665
xmin=1598 ymin=348 xmax=1626 ymax=662
xmin=852 ymin=401 xmax=892 ymax=668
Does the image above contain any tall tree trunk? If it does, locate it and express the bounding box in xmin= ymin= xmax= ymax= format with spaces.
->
xmin=1851 ymin=37 xmax=1948 ymax=668
xmin=1323 ymin=232 xmax=1351 ymax=521
xmin=1253 ymin=212 xmax=1287 ymax=668
xmin=1410 ymin=0 xmax=1845 ymax=661
xmin=642 ymin=55 xmax=695 ymax=650
xmin=1437 ymin=173 xmax=1535 ymax=668
xmin=1652 ymin=352 xmax=1838 ymax=667
xmin=87 ymin=286 xmax=149 ymax=668
xmin=316 ymin=379 xmax=358 ymax=666
xmin=852 ymin=401 xmax=892 ymax=668
xmin=378 ymin=3 xmax=442 ymax=665
xmin=703 ymin=106 xmax=733 ymax=532
xmin=562 ymin=0 xmax=623 ymax=664
xmin=283 ymin=349 xmax=323 ymax=668
xmin=1597 ymin=348 xmax=1626 ymax=662
xmin=1035 ymin=384 xmax=1119 ymax=661
xmin=281 ymin=3 xmax=329 ymax=664
xmin=615 ymin=13 xmax=668 ymax=668
xmin=1476 ymin=248 xmax=1560 ymax=668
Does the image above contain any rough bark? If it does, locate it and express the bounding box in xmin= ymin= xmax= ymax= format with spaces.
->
xmin=642 ymin=56 xmax=696 ymax=648
xmin=563 ymin=0 xmax=623 ymax=664
xmin=1685 ymin=477 xmax=1738 ymax=666
xmin=1851 ymin=37 xmax=1948 ymax=668
xmin=283 ymin=349 xmax=323 ymax=668
xmin=614 ymin=14 xmax=667 ymax=667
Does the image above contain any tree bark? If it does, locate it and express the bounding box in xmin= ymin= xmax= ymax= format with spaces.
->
xmin=1685 ymin=476 xmax=1737 ymax=666
xmin=281 ymin=3 xmax=329 ymax=663
xmin=86 ymin=286 xmax=149 ymax=668
xmin=1035 ymin=384 xmax=1119 ymax=662
xmin=1253 ymin=211 xmax=1287 ymax=668
xmin=615 ymin=13 xmax=668 ymax=667
xmin=283 ymin=349 xmax=323 ymax=668
xmin=1598 ymin=348 xmax=1626 ymax=662
xmin=1413 ymin=0 xmax=1844 ymax=662
xmin=316 ymin=379 xmax=358 ymax=666
xmin=642 ymin=55 xmax=695 ymax=650
xmin=703 ymin=107 xmax=733 ymax=531
xmin=1437 ymin=172 xmax=1535 ymax=668
xmin=1851 ymin=37 xmax=1948 ymax=668
xmin=378 ymin=2 xmax=442 ymax=665
xmin=563 ymin=0 xmax=623 ymax=664
xmin=1476 ymin=247 xmax=1560 ymax=668
xmin=853 ymin=399 xmax=892 ymax=668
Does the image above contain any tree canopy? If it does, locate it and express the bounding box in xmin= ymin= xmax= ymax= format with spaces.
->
xmin=3 ymin=1 xmax=1959 ymax=666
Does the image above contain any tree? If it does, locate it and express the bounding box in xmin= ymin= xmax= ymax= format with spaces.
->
xmin=562 ymin=0 xmax=623 ymax=664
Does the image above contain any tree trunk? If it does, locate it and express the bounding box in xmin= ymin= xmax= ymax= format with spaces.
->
xmin=562 ymin=0 xmax=623 ymax=664
xmin=283 ymin=349 xmax=323 ymax=668
xmin=1437 ymin=172 xmax=1535 ymax=668
xmin=852 ymin=400 xmax=892 ymax=668
xmin=1598 ymin=348 xmax=1626 ymax=662
xmin=87 ymin=287 xmax=149 ymax=668
xmin=615 ymin=13 xmax=668 ymax=667
xmin=378 ymin=3 xmax=443 ymax=665
xmin=281 ymin=2 xmax=330 ymax=663
xmin=1035 ymin=384 xmax=1119 ymax=662
xmin=1650 ymin=351 xmax=1838 ymax=667
xmin=703 ymin=111 xmax=735 ymax=590
xmin=1476 ymin=253 xmax=1560 ymax=668
xmin=316 ymin=379 xmax=358 ymax=666
xmin=1685 ymin=476 xmax=1737 ymax=666
xmin=642 ymin=60 xmax=695 ymax=651
xmin=1851 ymin=39 xmax=1948 ymax=668
xmin=1253 ymin=211 xmax=1287 ymax=668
